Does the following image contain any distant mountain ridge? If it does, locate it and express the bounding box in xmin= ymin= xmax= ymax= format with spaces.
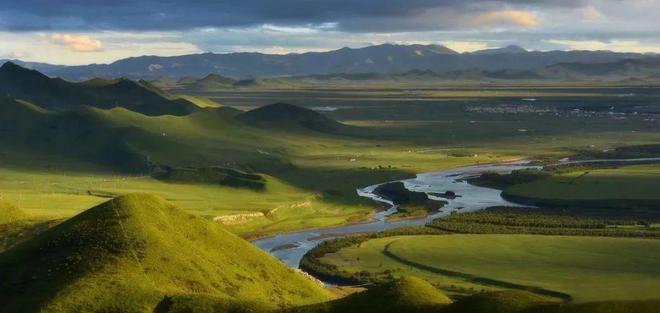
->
xmin=1 ymin=44 xmax=652 ymax=80
xmin=271 ymin=57 xmax=660 ymax=82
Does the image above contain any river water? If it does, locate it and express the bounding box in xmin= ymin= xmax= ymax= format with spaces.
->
xmin=253 ymin=161 xmax=538 ymax=267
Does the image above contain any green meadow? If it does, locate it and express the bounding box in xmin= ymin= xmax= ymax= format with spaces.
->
xmin=3 ymin=84 xmax=660 ymax=238
xmin=319 ymin=234 xmax=660 ymax=302
xmin=506 ymin=164 xmax=660 ymax=200
xmin=2 ymin=62 xmax=660 ymax=313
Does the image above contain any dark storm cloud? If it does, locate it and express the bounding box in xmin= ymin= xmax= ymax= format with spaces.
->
xmin=0 ymin=0 xmax=587 ymax=32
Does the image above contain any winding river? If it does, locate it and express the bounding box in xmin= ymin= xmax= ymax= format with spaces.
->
xmin=254 ymin=157 xmax=660 ymax=268
xmin=253 ymin=161 xmax=538 ymax=267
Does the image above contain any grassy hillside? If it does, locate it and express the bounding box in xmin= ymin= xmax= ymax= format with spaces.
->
xmin=0 ymin=97 xmax=155 ymax=172
xmin=2 ymin=79 xmax=660 ymax=236
xmin=0 ymin=62 xmax=198 ymax=116
xmin=189 ymin=73 xmax=237 ymax=90
xmin=291 ymin=276 xmax=452 ymax=313
xmin=444 ymin=290 xmax=559 ymax=313
xmin=0 ymin=194 xmax=332 ymax=313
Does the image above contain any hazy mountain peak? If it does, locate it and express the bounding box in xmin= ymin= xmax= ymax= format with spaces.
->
xmin=472 ymin=45 xmax=528 ymax=55
xmin=365 ymin=43 xmax=458 ymax=55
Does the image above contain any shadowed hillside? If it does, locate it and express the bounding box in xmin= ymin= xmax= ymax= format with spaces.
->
xmin=189 ymin=73 xmax=237 ymax=90
xmin=290 ymin=276 xmax=453 ymax=313
xmin=0 ymin=62 xmax=198 ymax=116
xmin=444 ymin=290 xmax=559 ymax=313
xmin=0 ymin=97 xmax=154 ymax=172
xmin=236 ymin=102 xmax=345 ymax=133
xmin=0 ymin=194 xmax=332 ymax=313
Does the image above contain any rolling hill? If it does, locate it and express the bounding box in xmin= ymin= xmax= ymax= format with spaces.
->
xmin=0 ymin=62 xmax=198 ymax=116
xmin=291 ymin=276 xmax=453 ymax=313
xmin=0 ymin=97 xmax=155 ymax=172
xmin=0 ymin=194 xmax=332 ymax=313
xmin=236 ymin=102 xmax=346 ymax=133
xmin=188 ymin=73 xmax=237 ymax=90
xmin=443 ymin=290 xmax=559 ymax=313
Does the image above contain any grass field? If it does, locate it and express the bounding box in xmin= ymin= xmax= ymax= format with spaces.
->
xmin=2 ymin=84 xmax=660 ymax=237
xmin=0 ymin=151 xmax=499 ymax=237
xmin=322 ymin=235 xmax=660 ymax=302
xmin=320 ymin=234 xmax=660 ymax=302
xmin=506 ymin=164 xmax=660 ymax=200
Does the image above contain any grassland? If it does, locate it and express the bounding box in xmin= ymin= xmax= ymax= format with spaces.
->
xmin=304 ymin=202 xmax=660 ymax=302
xmin=428 ymin=206 xmax=660 ymax=237
xmin=2 ymin=83 xmax=660 ymax=238
xmin=505 ymin=164 xmax=660 ymax=201
xmin=320 ymin=234 xmax=660 ymax=302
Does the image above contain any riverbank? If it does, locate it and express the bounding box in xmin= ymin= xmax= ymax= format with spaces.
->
xmin=253 ymin=161 xmax=535 ymax=267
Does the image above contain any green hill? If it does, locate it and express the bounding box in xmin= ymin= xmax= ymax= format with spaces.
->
xmin=292 ymin=276 xmax=452 ymax=313
xmin=0 ymin=198 xmax=27 ymax=224
xmin=189 ymin=73 xmax=237 ymax=90
xmin=236 ymin=102 xmax=345 ymax=133
xmin=444 ymin=290 xmax=559 ymax=313
xmin=0 ymin=97 xmax=155 ymax=172
xmin=0 ymin=62 xmax=198 ymax=116
xmin=0 ymin=194 xmax=332 ymax=313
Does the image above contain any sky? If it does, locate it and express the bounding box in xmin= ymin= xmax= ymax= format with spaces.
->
xmin=0 ymin=0 xmax=659 ymax=65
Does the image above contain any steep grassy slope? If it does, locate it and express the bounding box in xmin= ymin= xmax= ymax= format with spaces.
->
xmin=291 ymin=276 xmax=452 ymax=313
xmin=0 ymin=194 xmax=332 ymax=313
xmin=0 ymin=198 xmax=59 ymax=252
xmin=0 ymin=198 xmax=27 ymax=224
xmin=0 ymin=62 xmax=198 ymax=116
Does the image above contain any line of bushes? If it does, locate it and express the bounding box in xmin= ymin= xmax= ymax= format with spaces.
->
xmin=428 ymin=206 xmax=660 ymax=238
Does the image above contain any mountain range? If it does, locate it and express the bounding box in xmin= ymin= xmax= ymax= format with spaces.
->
xmin=1 ymin=44 xmax=655 ymax=80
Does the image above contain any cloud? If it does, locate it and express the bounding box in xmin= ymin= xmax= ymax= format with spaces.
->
xmin=581 ymin=6 xmax=604 ymax=21
xmin=0 ymin=1 xmax=585 ymax=32
xmin=49 ymin=33 xmax=102 ymax=52
xmin=1 ymin=50 xmax=30 ymax=59
xmin=0 ymin=31 xmax=201 ymax=65
xmin=474 ymin=10 xmax=541 ymax=28
xmin=546 ymin=39 xmax=660 ymax=53
xmin=443 ymin=41 xmax=493 ymax=52
xmin=1 ymin=1 xmax=659 ymax=64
